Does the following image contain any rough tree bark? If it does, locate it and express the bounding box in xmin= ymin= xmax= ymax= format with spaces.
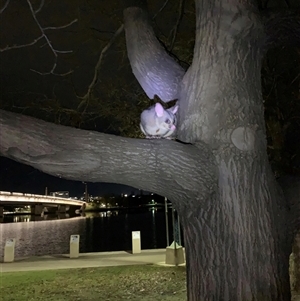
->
xmin=280 ymin=176 xmax=300 ymax=295
xmin=0 ymin=109 xmax=217 ymax=203
xmin=0 ymin=0 xmax=300 ymax=301
xmin=173 ymin=2 xmax=292 ymax=300
xmin=291 ymin=232 xmax=300 ymax=293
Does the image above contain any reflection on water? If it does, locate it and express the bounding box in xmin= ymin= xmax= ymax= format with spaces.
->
xmin=96 ymin=211 xmax=118 ymax=218
xmin=0 ymin=216 xmax=86 ymax=259
xmin=0 ymin=209 xmax=176 ymax=260
xmin=3 ymin=213 xmax=74 ymax=223
xmin=151 ymin=208 xmax=157 ymax=248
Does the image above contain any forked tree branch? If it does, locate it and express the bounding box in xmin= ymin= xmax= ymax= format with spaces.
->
xmin=0 ymin=0 xmax=77 ymax=76
xmin=0 ymin=109 xmax=217 ymax=204
xmin=262 ymin=9 xmax=300 ymax=50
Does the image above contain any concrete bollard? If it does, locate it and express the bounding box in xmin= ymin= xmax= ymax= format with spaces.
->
xmin=165 ymin=241 xmax=185 ymax=266
xmin=69 ymin=234 xmax=80 ymax=258
xmin=4 ymin=238 xmax=16 ymax=263
xmin=132 ymin=231 xmax=141 ymax=254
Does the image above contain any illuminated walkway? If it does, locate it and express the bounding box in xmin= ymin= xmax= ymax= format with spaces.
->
xmin=0 ymin=249 xmax=181 ymax=272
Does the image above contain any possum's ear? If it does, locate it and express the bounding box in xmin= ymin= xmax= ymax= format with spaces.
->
xmin=155 ymin=103 xmax=164 ymax=117
xmin=170 ymin=105 xmax=178 ymax=114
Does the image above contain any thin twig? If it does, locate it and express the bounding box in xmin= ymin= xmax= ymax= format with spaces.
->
xmin=170 ymin=0 xmax=185 ymax=50
xmin=0 ymin=0 xmax=10 ymax=14
xmin=44 ymin=19 xmax=78 ymax=31
xmin=77 ymin=24 xmax=124 ymax=111
xmin=34 ymin=0 xmax=44 ymax=14
xmin=152 ymin=0 xmax=170 ymax=20
xmin=0 ymin=36 xmax=44 ymax=52
xmin=1 ymin=0 xmax=77 ymax=76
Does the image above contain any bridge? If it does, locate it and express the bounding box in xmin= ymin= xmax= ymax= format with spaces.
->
xmin=0 ymin=191 xmax=85 ymax=217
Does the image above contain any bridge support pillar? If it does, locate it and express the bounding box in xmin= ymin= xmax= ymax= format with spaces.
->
xmin=57 ymin=205 xmax=67 ymax=213
xmin=0 ymin=206 xmax=3 ymax=217
xmin=31 ymin=204 xmax=44 ymax=215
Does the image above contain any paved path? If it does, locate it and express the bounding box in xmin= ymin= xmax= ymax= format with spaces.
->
xmin=0 ymin=249 xmax=183 ymax=273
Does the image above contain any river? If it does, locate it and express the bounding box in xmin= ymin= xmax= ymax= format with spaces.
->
xmin=0 ymin=208 xmax=181 ymax=260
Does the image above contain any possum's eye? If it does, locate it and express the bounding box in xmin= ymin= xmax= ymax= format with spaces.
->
xmin=165 ymin=118 xmax=171 ymax=124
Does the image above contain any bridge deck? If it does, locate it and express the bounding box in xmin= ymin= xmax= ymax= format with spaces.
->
xmin=0 ymin=191 xmax=84 ymax=206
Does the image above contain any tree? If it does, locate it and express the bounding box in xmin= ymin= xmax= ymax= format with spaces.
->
xmin=0 ymin=0 xmax=300 ymax=300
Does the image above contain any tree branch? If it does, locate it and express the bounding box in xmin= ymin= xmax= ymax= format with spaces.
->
xmin=0 ymin=0 xmax=77 ymax=76
xmin=0 ymin=109 xmax=217 ymax=204
xmin=169 ymin=0 xmax=185 ymax=51
xmin=0 ymin=0 xmax=9 ymax=14
xmin=123 ymin=7 xmax=185 ymax=102
xmin=262 ymin=9 xmax=300 ymax=49
xmin=77 ymin=24 xmax=125 ymax=112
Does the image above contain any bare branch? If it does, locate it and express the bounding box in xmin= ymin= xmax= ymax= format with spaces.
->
xmin=30 ymin=68 xmax=74 ymax=77
xmin=0 ymin=36 xmax=44 ymax=52
xmin=34 ymin=0 xmax=44 ymax=14
xmin=43 ymin=19 xmax=78 ymax=31
xmin=169 ymin=0 xmax=185 ymax=51
xmin=0 ymin=109 xmax=216 ymax=203
xmin=262 ymin=9 xmax=300 ymax=50
xmin=152 ymin=0 xmax=170 ymax=20
xmin=26 ymin=0 xmax=56 ymax=55
xmin=77 ymin=24 xmax=124 ymax=111
xmin=1 ymin=0 xmax=77 ymax=76
xmin=124 ymin=7 xmax=185 ymax=102
xmin=25 ymin=0 xmax=77 ymax=75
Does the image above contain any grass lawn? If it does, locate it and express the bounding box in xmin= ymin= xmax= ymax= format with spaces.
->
xmin=1 ymin=264 xmax=299 ymax=301
xmin=0 ymin=265 xmax=187 ymax=301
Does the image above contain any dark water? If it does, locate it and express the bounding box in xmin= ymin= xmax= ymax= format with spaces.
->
xmin=0 ymin=209 xmax=180 ymax=259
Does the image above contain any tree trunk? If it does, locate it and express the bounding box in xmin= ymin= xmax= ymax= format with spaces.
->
xmin=292 ymin=231 xmax=300 ymax=293
xmin=177 ymin=160 xmax=291 ymax=300
xmin=171 ymin=1 xmax=293 ymax=300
